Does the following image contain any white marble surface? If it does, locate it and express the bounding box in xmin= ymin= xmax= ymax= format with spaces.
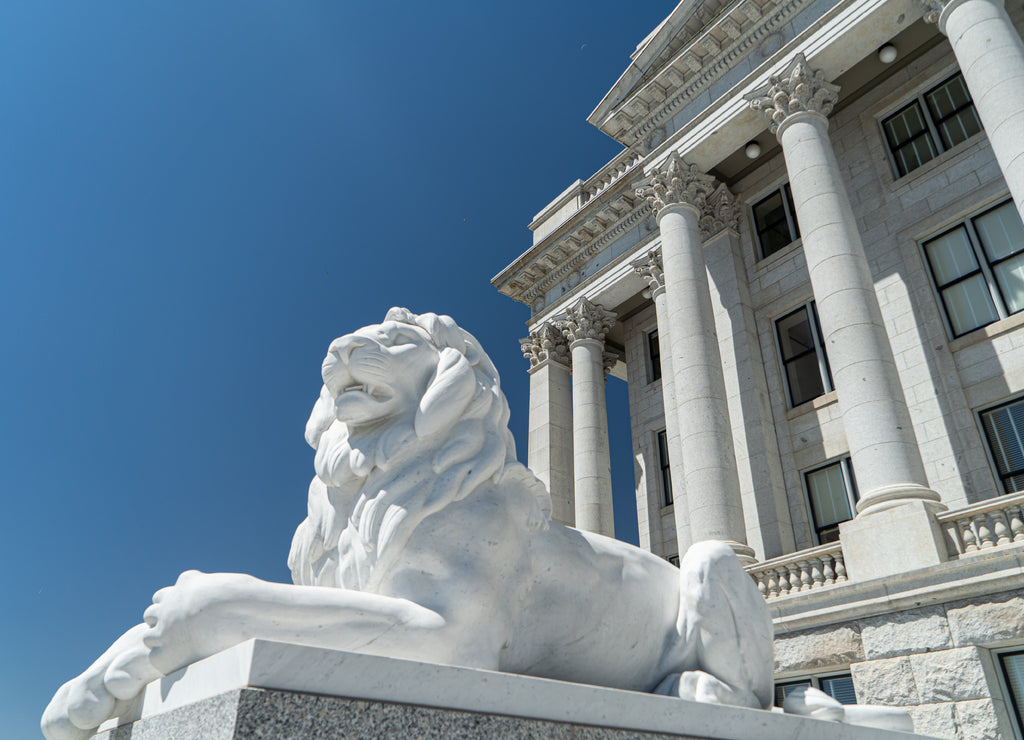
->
xmin=43 ymin=309 xmax=775 ymax=740
xmin=98 ymin=639 xmax=928 ymax=740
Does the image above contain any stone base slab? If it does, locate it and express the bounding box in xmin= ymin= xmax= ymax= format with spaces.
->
xmin=92 ymin=640 xmax=932 ymax=739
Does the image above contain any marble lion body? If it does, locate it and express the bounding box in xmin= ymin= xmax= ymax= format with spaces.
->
xmin=42 ymin=308 xmax=774 ymax=740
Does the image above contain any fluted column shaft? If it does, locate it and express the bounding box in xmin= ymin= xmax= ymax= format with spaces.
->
xmin=749 ymin=56 xmax=941 ymax=516
xmin=634 ymin=250 xmax=692 ymax=555
xmin=931 ymin=0 xmax=1024 ymax=219
xmin=522 ymin=323 xmax=574 ymax=526
xmin=564 ymin=298 xmax=616 ymax=537
xmin=638 ymin=157 xmax=753 ymax=560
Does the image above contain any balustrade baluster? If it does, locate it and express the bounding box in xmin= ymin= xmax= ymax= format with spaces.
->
xmin=960 ymin=518 xmax=978 ymax=552
xmin=777 ymin=567 xmax=791 ymax=596
xmin=975 ymin=513 xmax=996 ymax=548
xmin=766 ymin=569 xmax=780 ymax=599
xmin=834 ymin=552 xmax=848 ymax=582
xmin=822 ymin=555 xmax=836 ymax=585
xmin=787 ymin=564 xmax=801 ymax=594
xmin=797 ymin=560 xmax=812 ymax=591
xmin=809 ymin=557 xmax=824 ymax=589
xmin=993 ymin=510 xmax=1012 ymax=546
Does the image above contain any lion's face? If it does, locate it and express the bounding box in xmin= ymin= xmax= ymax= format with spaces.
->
xmin=322 ymin=320 xmax=439 ymax=428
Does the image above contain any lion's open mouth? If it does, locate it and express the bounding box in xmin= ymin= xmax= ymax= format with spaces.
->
xmin=341 ymin=383 xmax=390 ymax=400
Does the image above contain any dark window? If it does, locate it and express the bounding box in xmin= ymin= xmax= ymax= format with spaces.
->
xmin=923 ymin=200 xmax=1024 ymax=337
xmin=805 ymin=458 xmax=858 ymax=544
xmin=981 ymin=398 xmax=1024 ymax=494
xmin=776 ymin=302 xmax=832 ymax=407
xmin=1000 ymin=650 xmax=1024 ymax=735
xmin=753 ymin=183 xmax=800 ymax=259
xmin=648 ymin=329 xmax=662 ymax=382
xmin=774 ymin=674 xmax=856 ymax=708
xmin=657 ymin=429 xmax=673 ymax=507
xmin=666 ymin=554 xmax=680 ymax=567
xmin=882 ymin=72 xmax=982 ymax=177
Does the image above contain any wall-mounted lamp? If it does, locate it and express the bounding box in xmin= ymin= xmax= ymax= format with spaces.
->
xmin=744 ymin=141 xmax=762 ymax=159
xmin=878 ymin=44 xmax=898 ymax=64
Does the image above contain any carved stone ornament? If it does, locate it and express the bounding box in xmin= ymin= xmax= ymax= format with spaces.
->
xmin=520 ymin=321 xmax=571 ymax=369
xmin=635 ymin=152 xmax=717 ymax=218
xmin=562 ymin=296 xmax=617 ymax=345
xmin=41 ymin=307 xmax=912 ymax=739
xmin=700 ymin=184 xmax=741 ymax=240
xmin=603 ymin=350 xmax=620 ymax=377
xmin=631 ymin=248 xmax=667 ymax=297
xmin=921 ymin=0 xmax=942 ymax=24
xmin=745 ymin=53 xmax=841 ymax=135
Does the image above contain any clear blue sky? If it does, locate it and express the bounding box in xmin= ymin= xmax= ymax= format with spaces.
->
xmin=0 ymin=3 xmax=673 ymax=736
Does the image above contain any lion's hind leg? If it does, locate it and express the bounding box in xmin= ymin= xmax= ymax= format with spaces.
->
xmin=659 ymin=541 xmax=773 ymax=709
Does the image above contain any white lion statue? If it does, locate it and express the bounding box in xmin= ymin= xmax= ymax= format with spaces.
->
xmin=42 ymin=308 xmax=776 ymax=740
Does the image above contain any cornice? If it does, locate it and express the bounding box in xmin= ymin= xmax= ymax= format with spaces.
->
xmin=493 ymin=178 xmax=651 ymax=310
xmin=593 ymin=0 xmax=818 ymax=150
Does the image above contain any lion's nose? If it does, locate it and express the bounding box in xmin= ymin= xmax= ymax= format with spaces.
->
xmin=322 ymin=334 xmax=369 ymax=391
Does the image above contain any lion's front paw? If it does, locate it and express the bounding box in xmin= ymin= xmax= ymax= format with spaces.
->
xmin=141 ymin=570 xmax=251 ymax=675
xmin=41 ymin=680 xmax=105 ymax=740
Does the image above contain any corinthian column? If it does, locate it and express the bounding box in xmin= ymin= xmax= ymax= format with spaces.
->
xmin=632 ymin=249 xmax=691 ymax=555
xmin=637 ymin=156 xmax=754 ymax=562
xmin=924 ymin=0 xmax=1024 ymax=220
xmin=748 ymin=55 xmax=947 ymax=579
xmin=521 ymin=323 xmax=574 ymax=526
xmin=563 ymin=297 xmax=617 ymax=537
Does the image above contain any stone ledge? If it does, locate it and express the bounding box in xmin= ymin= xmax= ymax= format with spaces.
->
xmin=94 ymin=640 xmax=932 ymax=740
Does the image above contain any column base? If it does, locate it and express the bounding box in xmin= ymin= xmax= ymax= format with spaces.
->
xmin=839 ymin=500 xmax=949 ymax=581
xmin=855 ymin=483 xmax=944 ymax=517
xmin=720 ymin=540 xmax=757 ymax=566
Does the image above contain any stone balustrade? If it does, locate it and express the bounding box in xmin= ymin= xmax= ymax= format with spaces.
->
xmin=745 ymin=543 xmax=848 ymax=600
xmin=937 ymin=491 xmax=1024 ymax=557
xmin=580 ymin=149 xmax=642 ymax=204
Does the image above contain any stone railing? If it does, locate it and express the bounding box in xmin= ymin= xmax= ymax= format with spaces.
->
xmin=746 ymin=542 xmax=848 ymax=600
xmin=936 ymin=491 xmax=1024 ymax=557
xmin=580 ymin=149 xmax=642 ymax=205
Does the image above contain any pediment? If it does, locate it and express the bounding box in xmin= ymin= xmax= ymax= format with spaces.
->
xmin=588 ymin=0 xmax=819 ymax=150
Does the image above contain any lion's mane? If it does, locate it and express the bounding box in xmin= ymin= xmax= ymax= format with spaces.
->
xmin=287 ymin=308 xmax=551 ymax=591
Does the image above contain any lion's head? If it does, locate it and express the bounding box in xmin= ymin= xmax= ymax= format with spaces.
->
xmin=288 ymin=308 xmax=551 ymax=590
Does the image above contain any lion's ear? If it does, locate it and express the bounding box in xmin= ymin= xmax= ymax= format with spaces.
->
xmin=305 ymin=385 xmax=336 ymax=450
xmin=415 ymin=347 xmax=476 ymax=439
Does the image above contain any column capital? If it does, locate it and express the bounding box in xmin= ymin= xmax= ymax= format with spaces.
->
xmin=521 ymin=321 xmax=571 ymax=371
xmin=745 ymin=53 xmax=840 ymax=136
xmin=635 ymin=152 xmax=717 ymax=220
xmin=562 ymin=296 xmax=617 ymax=347
xmin=631 ymin=248 xmax=666 ymax=298
xmin=921 ymin=0 xmax=1003 ymax=32
xmin=700 ymin=184 xmax=741 ymax=241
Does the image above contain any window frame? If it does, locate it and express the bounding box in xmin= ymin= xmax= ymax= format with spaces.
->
xmin=752 ymin=182 xmax=800 ymax=260
xmin=656 ymin=429 xmax=673 ymax=507
xmin=774 ymin=300 xmax=833 ymax=409
xmin=802 ymin=456 xmax=859 ymax=545
xmin=979 ymin=395 xmax=1024 ymax=496
xmin=880 ymin=71 xmax=982 ymax=179
xmin=648 ymin=328 xmax=662 ymax=383
xmin=922 ymin=199 xmax=1024 ymax=339
xmin=774 ymin=673 xmax=857 ymax=708
xmin=996 ymin=648 xmax=1024 ymax=740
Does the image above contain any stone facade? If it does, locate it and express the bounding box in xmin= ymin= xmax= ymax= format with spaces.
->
xmin=493 ymin=0 xmax=1024 ymax=737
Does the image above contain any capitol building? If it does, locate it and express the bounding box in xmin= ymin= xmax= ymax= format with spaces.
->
xmin=494 ymin=0 xmax=1024 ymax=736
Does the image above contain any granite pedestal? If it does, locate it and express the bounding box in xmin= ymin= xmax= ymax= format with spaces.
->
xmin=91 ymin=640 xmax=931 ymax=739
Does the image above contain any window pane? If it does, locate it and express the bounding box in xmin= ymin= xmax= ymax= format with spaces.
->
xmin=784 ymin=184 xmax=801 ymax=238
xmin=1000 ymin=652 xmax=1024 ymax=731
xmin=941 ymin=274 xmax=999 ymax=336
xmin=821 ymin=675 xmax=857 ymax=705
xmin=974 ymin=201 xmax=1024 ymax=262
xmin=657 ymin=430 xmax=672 ymax=506
xmin=648 ymin=330 xmax=662 ymax=381
xmin=926 ymin=75 xmax=982 ymax=149
xmin=924 ymin=227 xmax=979 ymax=285
xmin=992 ymin=253 xmax=1024 ymax=315
xmin=775 ymin=681 xmax=812 ymax=708
xmin=981 ymin=399 xmax=1024 ymax=493
xmin=754 ymin=191 xmax=793 ymax=257
xmin=883 ymin=103 xmax=938 ymax=175
xmin=806 ymin=463 xmax=853 ymax=529
xmin=777 ymin=308 xmax=815 ymax=360
xmin=786 ymin=354 xmax=826 ymax=406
